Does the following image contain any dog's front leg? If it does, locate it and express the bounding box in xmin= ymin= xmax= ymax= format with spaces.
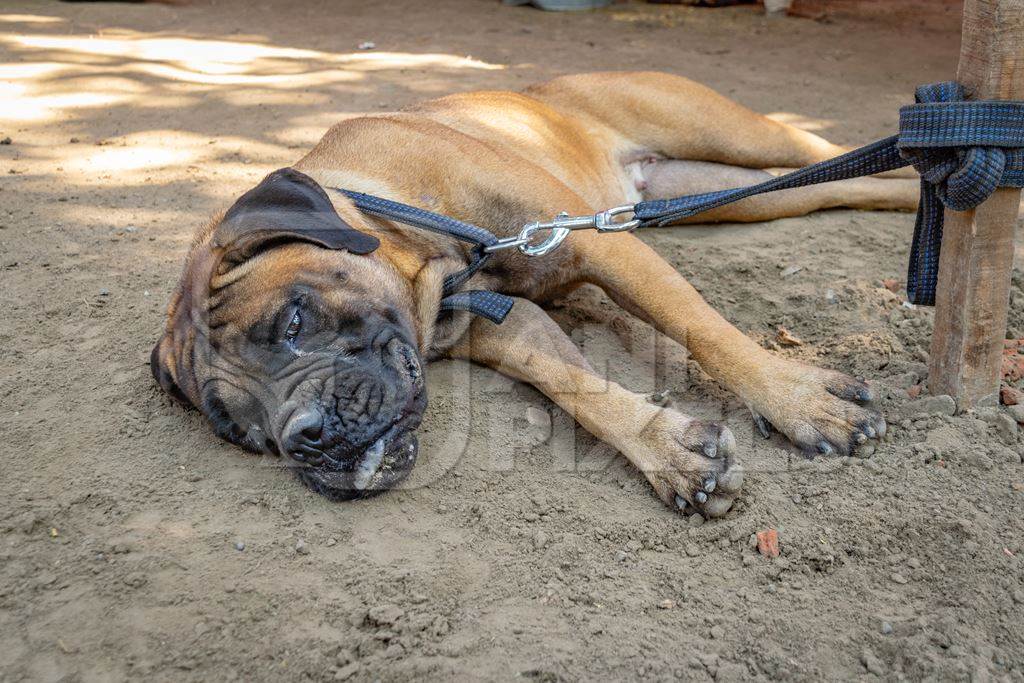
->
xmin=578 ymin=232 xmax=886 ymax=456
xmin=446 ymin=298 xmax=743 ymax=517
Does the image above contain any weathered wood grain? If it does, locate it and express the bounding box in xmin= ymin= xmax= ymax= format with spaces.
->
xmin=928 ymin=0 xmax=1023 ymax=409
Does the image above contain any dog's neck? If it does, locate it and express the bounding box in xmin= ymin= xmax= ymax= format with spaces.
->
xmin=293 ymin=166 xmax=485 ymax=358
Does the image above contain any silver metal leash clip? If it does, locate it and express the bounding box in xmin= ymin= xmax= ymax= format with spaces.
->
xmin=482 ymin=205 xmax=639 ymax=257
xmin=594 ymin=205 xmax=641 ymax=233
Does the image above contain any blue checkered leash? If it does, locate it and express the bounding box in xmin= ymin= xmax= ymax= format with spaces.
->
xmin=336 ymin=82 xmax=1024 ymax=324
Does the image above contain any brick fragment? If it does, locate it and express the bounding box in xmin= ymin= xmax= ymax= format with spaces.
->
xmin=756 ymin=529 xmax=780 ymax=558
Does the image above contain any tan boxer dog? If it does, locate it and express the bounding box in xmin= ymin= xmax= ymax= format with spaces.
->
xmin=151 ymin=72 xmax=917 ymax=517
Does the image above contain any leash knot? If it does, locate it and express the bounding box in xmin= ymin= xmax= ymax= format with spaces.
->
xmin=898 ymin=81 xmax=1024 ymax=211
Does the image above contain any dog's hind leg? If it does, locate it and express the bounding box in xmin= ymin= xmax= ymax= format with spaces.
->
xmin=573 ymin=230 xmax=887 ymax=457
xmin=532 ymin=71 xmax=848 ymax=169
xmin=532 ymin=71 xmax=917 ymax=179
xmin=639 ymin=159 xmax=919 ymax=223
xmin=446 ymin=298 xmax=744 ymax=518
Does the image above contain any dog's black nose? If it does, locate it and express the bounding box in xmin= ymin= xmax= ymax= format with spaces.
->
xmin=280 ymin=408 xmax=324 ymax=463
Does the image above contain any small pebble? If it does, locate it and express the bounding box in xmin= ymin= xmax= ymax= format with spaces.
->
xmin=995 ymin=413 xmax=1018 ymax=443
xmin=890 ymin=572 xmax=908 ymax=585
xmin=123 ymin=572 xmax=147 ymax=588
xmin=234 ymin=541 xmax=245 ymax=551
xmin=334 ymin=662 xmax=360 ymax=680
xmin=861 ymin=648 xmax=886 ymax=676
xmin=648 ymin=390 xmax=670 ymax=406
xmin=657 ymin=599 xmax=675 ymax=610
xmin=295 ymin=539 xmax=309 ymax=555
xmin=881 ymin=621 xmax=893 ymax=635
xmin=326 ymin=537 xmax=337 ymax=547
xmin=863 ymin=459 xmax=883 ymax=474
xmin=525 ymin=406 xmax=551 ymax=429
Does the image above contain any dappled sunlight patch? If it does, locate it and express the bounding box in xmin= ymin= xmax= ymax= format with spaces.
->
xmin=0 ymin=23 xmax=513 ymax=280
xmin=131 ymin=61 xmax=363 ymax=87
xmin=0 ymin=29 xmax=504 ymax=125
xmin=69 ymin=144 xmax=194 ymax=173
xmin=3 ymin=88 xmax=133 ymax=121
xmin=7 ymin=32 xmax=503 ymax=78
xmin=11 ymin=33 xmax=332 ymax=65
xmin=57 ymin=130 xmax=297 ymax=184
xmin=339 ymin=51 xmax=503 ymax=72
xmin=0 ymin=14 xmax=65 ymax=25
xmin=0 ymin=61 xmax=159 ymax=122
xmin=0 ymin=60 xmax=73 ymax=79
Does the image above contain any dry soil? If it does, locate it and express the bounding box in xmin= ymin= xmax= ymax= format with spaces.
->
xmin=2 ymin=1 xmax=1023 ymax=681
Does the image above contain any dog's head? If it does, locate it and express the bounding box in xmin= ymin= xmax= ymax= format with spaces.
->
xmin=151 ymin=168 xmax=427 ymax=499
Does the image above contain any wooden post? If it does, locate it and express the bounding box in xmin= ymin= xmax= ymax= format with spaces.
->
xmin=928 ymin=0 xmax=1023 ymax=410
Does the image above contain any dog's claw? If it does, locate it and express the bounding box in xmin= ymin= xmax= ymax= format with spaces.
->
xmin=674 ymin=494 xmax=688 ymax=511
xmin=703 ymin=478 xmax=716 ymax=493
xmin=752 ymin=411 xmax=773 ymax=439
xmin=817 ymin=441 xmax=834 ymax=455
xmin=853 ymin=432 xmax=868 ymax=444
xmin=694 ymin=491 xmax=708 ymax=504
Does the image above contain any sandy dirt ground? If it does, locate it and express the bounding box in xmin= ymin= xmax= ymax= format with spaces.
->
xmin=2 ymin=0 xmax=1024 ymax=680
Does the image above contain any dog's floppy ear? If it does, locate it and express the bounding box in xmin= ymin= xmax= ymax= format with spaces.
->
xmin=213 ymin=167 xmax=379 ymax=266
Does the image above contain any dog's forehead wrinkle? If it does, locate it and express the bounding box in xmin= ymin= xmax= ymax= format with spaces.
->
xmin=271 ymin=354 xmax=337 ymax=387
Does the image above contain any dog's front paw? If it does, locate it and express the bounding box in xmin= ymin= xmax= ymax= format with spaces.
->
xmin=631 ymin=410 xmax=744 ymax=518
xmin=749 ymin=360 xmax=886 ymax=456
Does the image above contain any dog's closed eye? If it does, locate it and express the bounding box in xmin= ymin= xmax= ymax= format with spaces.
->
xmin=284 ymin=310 xmax=302 ymax=341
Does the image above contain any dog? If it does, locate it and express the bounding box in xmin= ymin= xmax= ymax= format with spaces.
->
xmin=151 ymin=72 xmax=918 ymax=517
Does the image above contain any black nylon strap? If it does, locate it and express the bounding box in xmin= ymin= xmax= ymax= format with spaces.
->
xmin=439 ymin=290 xmax=515 ymax=324
xmin=635 ymin=83 xmax=1024 ymax=306
xmin=333 ymin=188 xmax=516 ymax=323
